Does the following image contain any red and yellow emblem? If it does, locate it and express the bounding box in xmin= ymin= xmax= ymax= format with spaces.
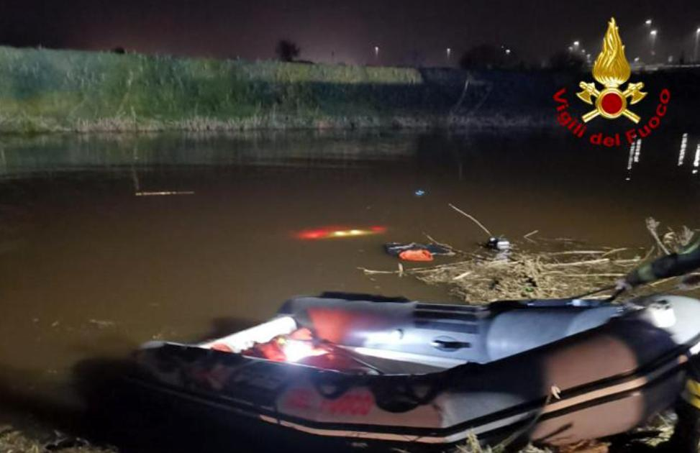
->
xmin=577 ymin=18 xmax=646 ymax=123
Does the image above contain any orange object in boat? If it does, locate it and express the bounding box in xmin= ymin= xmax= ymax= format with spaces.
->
xmin=398 ymin=249 xmax=434 ymax=262
xmin=288 ymin=327 xmax=314 ymax=341
xmin=240 ymin=328 xmax=328 ymax=363
xmin=210 ymin=343 xmax=233 ymax=353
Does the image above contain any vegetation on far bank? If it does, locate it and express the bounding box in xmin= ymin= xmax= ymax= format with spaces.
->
xmin=0 ymin=46 xmax=456 ymax=133
xmin=0 ymin=45 xmax=580 ymax=134
xmin=0 ymin=45 xmax=696 ymax=134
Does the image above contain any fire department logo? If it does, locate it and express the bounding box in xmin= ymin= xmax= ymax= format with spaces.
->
xmin=577 ymin=18 xmax=646 ymax=123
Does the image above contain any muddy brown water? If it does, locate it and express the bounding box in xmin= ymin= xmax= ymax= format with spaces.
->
xmin=0 ymin=129 xmax=699 ymax=444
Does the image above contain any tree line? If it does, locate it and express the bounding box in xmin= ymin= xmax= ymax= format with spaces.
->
xmin=274 ymin=39 xmax=587 ymax=71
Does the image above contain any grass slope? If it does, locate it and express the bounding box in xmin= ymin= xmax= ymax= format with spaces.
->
xmin=0 ymin=47 xmax=461 ymax=132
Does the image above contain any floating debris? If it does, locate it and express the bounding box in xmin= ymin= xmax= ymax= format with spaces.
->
xmin=135 ymin=191 xmax=195 ymax=196
xmin=88 ymin=319 xmax=116 ymax=329
xmin=363 ymin=244 xmax=644 ymax=302
xmin=362 ymin=213 xmax=697 ymax=304
xmin=486 ymin=236 xmax=511 ymax=252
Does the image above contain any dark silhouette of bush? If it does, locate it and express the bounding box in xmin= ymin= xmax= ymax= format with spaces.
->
xmin=547 ymin=51 xmax=586 ymax=71
xmin=459 ymin=44 xmax=519 ymax=70
xmin=276 ymin=40 xmax=300 ymax=62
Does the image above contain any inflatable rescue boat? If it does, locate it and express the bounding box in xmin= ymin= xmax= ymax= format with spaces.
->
xmin=129 ymin=292 xmax=700 ymax=449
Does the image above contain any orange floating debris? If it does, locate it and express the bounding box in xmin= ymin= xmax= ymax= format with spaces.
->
xmin=398 ymin=249 xmax=434 ymax=262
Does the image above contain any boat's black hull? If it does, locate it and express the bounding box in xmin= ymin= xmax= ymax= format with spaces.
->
xmin=124 ymin=345 xmax=688 ymax=451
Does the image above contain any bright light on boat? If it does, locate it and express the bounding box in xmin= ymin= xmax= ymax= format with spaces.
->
xmin=353 ymin=347 xmax=463 ymax=369
xmin=283 ymin=340 xmax=313 ymax=362
xmin=203 ymin=316 xmax=297 ymax=352
xmin=281 ymin=339 xmax=327 ymax=362
xmin=367 ymin=329 xmax=404 ymax=344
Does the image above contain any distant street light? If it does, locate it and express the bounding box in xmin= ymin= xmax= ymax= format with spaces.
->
xmin=644 ymin=19 xmax=653 ymax=61
xmin=505 ymin=48 xmax=511 ymax=55
xmin=695 ymin=28 xmax=700 ymax=63
xmin=446 ymin=47 xmax=451 ymax=62
xmin=373 ymin=46 xmax=380 ymax=63
xmin=573 ymin=40 xmax=580 ymax=47
xmin=650 ymin=30 xmax=658 ymax=60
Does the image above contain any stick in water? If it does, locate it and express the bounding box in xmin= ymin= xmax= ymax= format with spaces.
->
xmin=448 ymin=203 xmax=493 ymax=237
xmin=524 ymin=230 xmax=539 ymax=239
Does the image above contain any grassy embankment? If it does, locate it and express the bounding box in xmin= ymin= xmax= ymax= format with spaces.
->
xmin=0 ymin=46 xmax=698 ymax=134
xmin=0 ymin=46 xmax=481 ymax=133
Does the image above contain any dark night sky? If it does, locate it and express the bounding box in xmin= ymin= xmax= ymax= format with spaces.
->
xmin=0 ymin=0 xmax=699 ymax=66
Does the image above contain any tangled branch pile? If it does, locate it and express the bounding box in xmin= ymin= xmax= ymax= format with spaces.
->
xmin=362 ymin=215 xmax=698 ymax=304
xmin=412 ymin=246 xmax=640 ymax=303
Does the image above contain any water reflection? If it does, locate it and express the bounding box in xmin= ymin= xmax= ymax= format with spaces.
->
xmin=1 ymin=131 xmax=700 ymax=186
xmin=626 ymin=138 xmax=642 ymax=181
xmin=622 ymin=132 xmax=700 ymax=180
xmin=0 ymin=131 xmax=417 ymax=180
xmin=679 ymin=133 xmax=688 ymax=166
